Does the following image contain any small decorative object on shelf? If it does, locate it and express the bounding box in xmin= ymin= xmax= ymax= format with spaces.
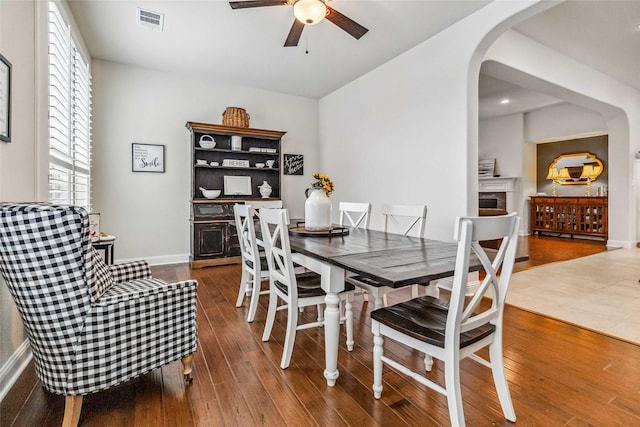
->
xmin=222 ymin=107 xmax=250 ymax=127
xmin=222 ymin=159 xmax=250 ymax=168
xmin=198 ymin=135 xmax=216 ymax=149
xmin=304 ymin=173 xmax=334 ymax=231
xmin=231 ymin=135 xmax=242 ymax=151
xmin=258 ymin=181 xmax=272 ymax=198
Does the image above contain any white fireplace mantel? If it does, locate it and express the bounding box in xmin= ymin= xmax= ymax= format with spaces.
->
xmin=479 ymin=177 xmax=520 ymax=213
xmin=478 ymin=177 xmax=519 ymax=193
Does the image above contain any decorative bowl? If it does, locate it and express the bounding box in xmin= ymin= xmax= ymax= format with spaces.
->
xmin=255 ymin=163 xmax=265 ymax=168
xmin=199 ymin=135 xmax=217 ymax=149
xmin=199 ymin=187 xmax=221 ymax=199
xmin=196 ymin=159 xmax=207 ymax=165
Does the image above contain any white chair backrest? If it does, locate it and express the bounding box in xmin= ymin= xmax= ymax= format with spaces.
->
xmin=338 ymin=202 xmax=371 ymax=229
xmin=248 ymin=200 xmax=283 ymax=211
xmin=234 ymin=204 xmax=261 ymax=275
xmin=259 ymin=208 xmax=298 ymax=300
xmin=381 ymin=204 xmax=427 ymax=237
xmin=446 ymin=213 xmax=520 ymax=346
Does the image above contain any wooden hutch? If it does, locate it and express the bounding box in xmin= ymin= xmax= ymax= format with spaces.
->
xmin=186 ymin=121 xmax=285 ymax=268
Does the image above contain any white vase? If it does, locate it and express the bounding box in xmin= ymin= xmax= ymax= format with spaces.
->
xmin=231 ymin=135 xmax=242 ymax=151
xmin=305 ymin=187 xmax=332 ymax=231
xmin=258 ymin=181 xmax=272 ymax=198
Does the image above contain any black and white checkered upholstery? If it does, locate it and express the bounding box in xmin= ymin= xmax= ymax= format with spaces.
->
xmin=0 ymin=203 xmax=198 ymax=396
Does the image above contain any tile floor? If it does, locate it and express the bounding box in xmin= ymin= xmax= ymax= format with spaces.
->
xmin=506 ymin=247 xmax=640 ymax=344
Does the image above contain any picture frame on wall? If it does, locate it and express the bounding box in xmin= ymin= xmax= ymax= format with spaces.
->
xmin=132 ymin=143 xmax=165 ymax=172
xmin=283 ymin=154 xmax=304 ymax=175
xmin=0 ymin=53 xmax=11 ymax=143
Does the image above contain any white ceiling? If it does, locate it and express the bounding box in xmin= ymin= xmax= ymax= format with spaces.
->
xmin=68 ymin=0 xmax=640 ymax=113
xmin=68 ymin=0 xmax=489 ymax=99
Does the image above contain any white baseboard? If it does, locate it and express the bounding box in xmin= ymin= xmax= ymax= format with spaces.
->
xmin=0 ymin=340 xmax=32 ymax=403
xmin=606 ymin=240 xmax=631 ymax=249
xmin=116 ymin=253 xmax=190 ymax=266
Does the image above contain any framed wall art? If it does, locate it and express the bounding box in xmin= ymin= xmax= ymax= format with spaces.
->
xmin=283 ymin=154 xmax=304 ymax=175
xmin=132 ymin=143 xmax=165 ymax=172
xmin=0 ymin=53 xmax=11 ymax=142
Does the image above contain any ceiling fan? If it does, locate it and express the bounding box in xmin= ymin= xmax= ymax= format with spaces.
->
xmin=229 ymin=0 xmax=368 ymax=47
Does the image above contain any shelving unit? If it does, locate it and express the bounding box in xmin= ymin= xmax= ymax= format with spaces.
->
xmin=530 ymin=196 xmax=607 ymax=240
xmin=186 ymin=121 xmax=286 ymax=268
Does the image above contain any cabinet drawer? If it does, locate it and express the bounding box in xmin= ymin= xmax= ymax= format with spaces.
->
xmin=193 ymin=202 xmax=234 ymax=220
xmin=577 ymin=197 xmax=605 ymax=206
xmin=531 ymin=197 xmax=555 ymax=204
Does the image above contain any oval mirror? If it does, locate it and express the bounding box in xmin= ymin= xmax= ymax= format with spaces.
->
xmin=547 ymin=152 xmax=604 ymax=185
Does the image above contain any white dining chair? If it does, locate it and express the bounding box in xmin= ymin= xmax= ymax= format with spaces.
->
xmin=259 ymin=208 xmax=355 ymax=369
xmin=234 ymin=204 xmax=270 ymax=322
xmin=346 ymin=203 xmax=435 ymax=309
xmin=246 ymin=200 xmax=283 ymax=210
xmin=338 ymin=202 xmax=371 ymax=229
xmin=338 ymin=202 xmax=372 ymax=303
xmin=371 ymin=213 xmax=520 ymax=426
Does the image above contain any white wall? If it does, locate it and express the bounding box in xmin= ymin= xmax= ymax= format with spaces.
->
xmin=91 ymin=60 xmax=319 ymax=262
xmin=524 ymin=102 xmax=607 ymax=143
xmin=319 ymin=1 xmax=549 ymax=241
xmin=479 ymin=113 xmax=524 ymax=178
xmin=0 ymin=0 xmax=45 ymax=401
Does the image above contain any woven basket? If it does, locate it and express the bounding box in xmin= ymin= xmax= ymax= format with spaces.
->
xmin=222 ymin=107 xmax=250 ymax=128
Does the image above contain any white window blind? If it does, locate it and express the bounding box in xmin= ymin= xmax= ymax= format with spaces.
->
xmin=48 ymin=1 xmax=92 ymax=208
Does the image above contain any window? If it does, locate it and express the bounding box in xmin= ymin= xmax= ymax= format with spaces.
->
xmin=48 ymin=1 xmax=92 ymax=208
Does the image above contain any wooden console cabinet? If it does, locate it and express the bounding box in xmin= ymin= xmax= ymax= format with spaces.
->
xmin=530 ymin=196 xmax=607 ymax=240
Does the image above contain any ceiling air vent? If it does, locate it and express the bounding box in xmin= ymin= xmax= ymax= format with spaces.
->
xmin=137 ymin=8 xmax=164 ymax=31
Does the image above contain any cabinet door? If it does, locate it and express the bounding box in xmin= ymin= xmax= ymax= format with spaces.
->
xmin=194 ymin=222 xmax=226 ymax=258
xmin=577 ymin=199 xmax=605 ymax=235
xmin=532 ymin=198 xmax=556 ymax=231
xmin=226 ymin=221 xmax=241 ymax=257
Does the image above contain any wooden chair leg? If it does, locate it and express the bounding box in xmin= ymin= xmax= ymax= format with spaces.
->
xmin=62 ymin=395 xmax=82 ymax=427
xmin=182 ymin=354 xmax=194 ymax=385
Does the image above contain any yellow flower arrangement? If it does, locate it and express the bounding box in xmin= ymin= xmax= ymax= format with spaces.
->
xmin=311 ymin=173 xmax=334 ymax=197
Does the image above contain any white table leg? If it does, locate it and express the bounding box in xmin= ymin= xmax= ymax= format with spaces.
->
xmin=323 ymin=291 xmax=341 ymax=386
xmin=291 ymin=253 xmax=345 ymax=387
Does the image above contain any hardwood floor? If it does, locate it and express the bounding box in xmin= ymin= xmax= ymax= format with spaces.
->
xmin=3 ymin=236 xmax=638 ymax=426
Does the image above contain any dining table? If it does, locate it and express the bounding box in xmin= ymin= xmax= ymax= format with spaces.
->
xmin=286 ymin=225 xmax=527 ymax=387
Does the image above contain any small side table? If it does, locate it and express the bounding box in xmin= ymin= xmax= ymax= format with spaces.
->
xmin=93 ymin=236 xmax=116 ymax=265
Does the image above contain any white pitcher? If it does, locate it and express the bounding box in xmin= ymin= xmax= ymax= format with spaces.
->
xmin=304 ymin=187 xmax=332 ymax=231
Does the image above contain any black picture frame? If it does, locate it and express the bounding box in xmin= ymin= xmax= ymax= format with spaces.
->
xmin=283 ymin=154 xmax=304 ymax=175
xmin=0 ymin=53 xmax=11 ymax=143
xmin=132 ymin=143 xmax=165 ymax=173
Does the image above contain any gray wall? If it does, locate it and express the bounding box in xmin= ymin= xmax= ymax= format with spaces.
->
xmin=537 ymin=135 xmax=608 ymax=196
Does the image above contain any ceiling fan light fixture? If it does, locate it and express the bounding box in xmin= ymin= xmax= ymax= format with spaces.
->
xmin=293 ymin=0 xmax=327 ymax=25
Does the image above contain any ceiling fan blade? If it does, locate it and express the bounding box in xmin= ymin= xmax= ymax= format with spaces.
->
xmin=229 ymin=0 xmax=288 ymax=10
xmin=284 ymin=19 xmax=305 ymax=47
xmin=325 ymin=6 xmax=368 ymax=40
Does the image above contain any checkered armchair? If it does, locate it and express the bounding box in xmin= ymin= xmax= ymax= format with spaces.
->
xmin=0 ymin=204 xmax=198 ymax=426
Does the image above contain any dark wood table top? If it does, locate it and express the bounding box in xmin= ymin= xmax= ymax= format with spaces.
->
xmin=288 ymin=227 xmax=528 ymax=288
